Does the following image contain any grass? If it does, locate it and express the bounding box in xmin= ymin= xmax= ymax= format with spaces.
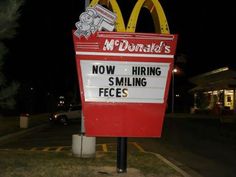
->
xmin=0 ymin=150 xmax=183 ymax=177
xmin=0 ymin=113 xmax=49 ymax=136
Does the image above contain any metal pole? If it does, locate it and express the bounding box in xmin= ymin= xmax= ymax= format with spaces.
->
xmin=172 ymin=71 xmax=175 ymax=113
xmin=117 ymin=137 xmax=127 ymax=173
xmin=85 ymin=0 xmax=90 ymax=9
xmin=80 ymin=111 xmax=85 ymax=134
xmin=234 ymin=89 xmax=236 ymax=114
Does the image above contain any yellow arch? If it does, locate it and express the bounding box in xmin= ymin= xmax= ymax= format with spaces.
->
xmin=89 ymin=0 xmax=169 ymax=34
xmin=127 ymin=0 xmax=169 ymax=33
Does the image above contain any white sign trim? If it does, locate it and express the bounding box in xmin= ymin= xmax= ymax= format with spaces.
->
xmin=76 ymin=51 xmax=174 ymax=58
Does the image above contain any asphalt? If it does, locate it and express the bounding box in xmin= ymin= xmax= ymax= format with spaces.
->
xmin=0 ymin=123 xmax=49 ymax=145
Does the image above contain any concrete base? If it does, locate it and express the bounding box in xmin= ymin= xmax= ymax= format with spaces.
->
xmin=20 ymin=116 xmax=29 ymax=128
xmin=72 ymin=134 xmax=96 ymax=158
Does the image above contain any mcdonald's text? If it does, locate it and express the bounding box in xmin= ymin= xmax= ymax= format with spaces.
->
xmin=103 ymin=39 xmax=171 ymax=53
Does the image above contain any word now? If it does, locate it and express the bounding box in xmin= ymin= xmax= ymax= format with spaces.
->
xmin=92 ymin=65 xmax=115 ymax=74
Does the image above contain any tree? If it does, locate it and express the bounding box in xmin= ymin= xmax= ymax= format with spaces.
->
xmin=0 ymin=0 xmax=23 ymax=109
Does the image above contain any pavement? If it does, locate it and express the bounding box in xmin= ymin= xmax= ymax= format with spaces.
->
xmin=0 ymin=123 xmax=50 ymax=145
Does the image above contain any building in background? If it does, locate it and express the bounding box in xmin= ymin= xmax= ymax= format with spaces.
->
xmin=189 ymin=67 xmax=236 ymax=115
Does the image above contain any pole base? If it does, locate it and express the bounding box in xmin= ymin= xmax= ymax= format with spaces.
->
xmin=117 ymin=137 xmax=127 ymax=173
xmin=117 ymin=168 xmax=127 ymax=173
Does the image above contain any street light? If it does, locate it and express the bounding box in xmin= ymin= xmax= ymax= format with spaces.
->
xmin=172 ymin=68 xmax=178 ymax=113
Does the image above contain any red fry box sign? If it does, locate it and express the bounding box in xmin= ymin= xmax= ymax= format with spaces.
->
xmin=73 ymin=31 xmax=178 ymax=137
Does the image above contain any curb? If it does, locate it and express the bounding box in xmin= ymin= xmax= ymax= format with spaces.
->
xmin=132 ymin=143 xmax=202 ymax=177
xmin=144 ymin=151 xmax=192 ymax=177
xmin=146 ymin=151 xmax=204 ymax=177
xmin=0 ymin=124 xmax=49 ymax=145
xmin=149 ymin=152 xmax=192 ymax=177
xmin=133 ymin=142 xmax=193 ymax=177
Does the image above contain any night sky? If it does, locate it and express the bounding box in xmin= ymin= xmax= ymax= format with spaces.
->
xmin=4 ymin=0 xmax=236 ymax=96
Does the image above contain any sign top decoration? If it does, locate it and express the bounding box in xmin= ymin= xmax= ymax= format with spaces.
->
xmin=74 ymin=4 xmax=117 ymax=38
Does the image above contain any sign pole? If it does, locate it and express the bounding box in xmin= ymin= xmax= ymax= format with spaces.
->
xmin=171 ymin=70 xmax=175 ymax=113
xmin=84 ymin=0 xmax=90 ymax=9
xmin=117 ymin=137 xmax=127 ymax=173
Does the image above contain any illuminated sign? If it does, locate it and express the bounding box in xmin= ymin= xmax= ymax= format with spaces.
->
xmin=73 ymin=31 xmax=178 ymax=137
xmin=72 ymin=1 xmax=178 ymax=137
xmin=81 ymin=60 xmax=170 ymax=103
xmin=75 ymin=32 xmax=176 ymax=57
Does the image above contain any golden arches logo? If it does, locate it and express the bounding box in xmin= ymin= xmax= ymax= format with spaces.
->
xmin=88 ymin=0 xmax=169 ymax=34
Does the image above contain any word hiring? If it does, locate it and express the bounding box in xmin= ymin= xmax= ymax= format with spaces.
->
xmin=92 ymin=64 xmax=162 ymax=98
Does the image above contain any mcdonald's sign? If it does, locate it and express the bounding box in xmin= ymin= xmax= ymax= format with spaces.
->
xmin=73 ymin=1 xmax=178 ymax=137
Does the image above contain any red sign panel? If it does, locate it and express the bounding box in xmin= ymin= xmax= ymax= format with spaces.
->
xmin=73 ymin=31 xmax=178 ymax=137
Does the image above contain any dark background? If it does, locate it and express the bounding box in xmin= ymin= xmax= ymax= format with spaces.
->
xmin=4 ymin=0 xmax=236 ymax=113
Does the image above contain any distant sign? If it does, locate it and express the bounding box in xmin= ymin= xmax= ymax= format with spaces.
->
xmin=80 ymin=60 xmax=170 ymax=103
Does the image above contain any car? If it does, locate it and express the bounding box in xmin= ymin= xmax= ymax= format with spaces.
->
xmin=49 ymin=104 xmax=82 ymax=125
